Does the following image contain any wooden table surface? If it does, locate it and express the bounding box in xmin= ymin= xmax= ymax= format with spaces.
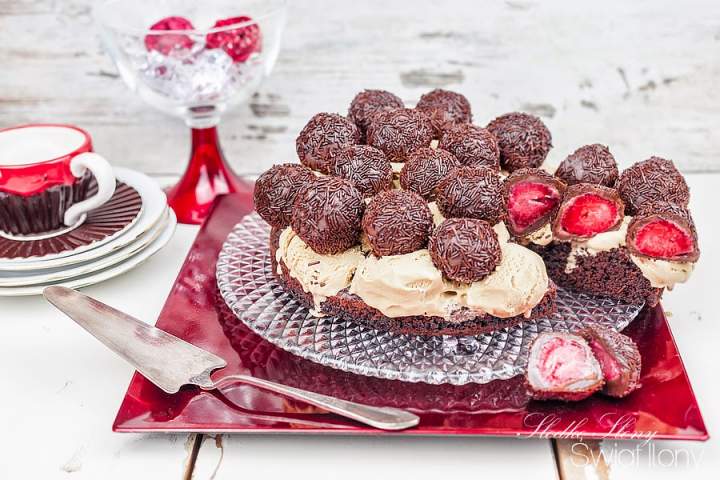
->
xmin=1 ymin=1 xmax=719 ymax=478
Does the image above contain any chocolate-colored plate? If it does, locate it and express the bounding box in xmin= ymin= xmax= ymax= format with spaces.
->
xmin=113 ymin=194 xmax=707 ymax=440
xmin=0 ymin=182 xmax=142 ymax=260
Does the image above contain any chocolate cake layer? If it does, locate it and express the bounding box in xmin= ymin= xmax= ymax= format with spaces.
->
xmin=275 ymin=254 xmax=557 ymax=336
xmin=531 ymin=242 xmax=662 ymax=307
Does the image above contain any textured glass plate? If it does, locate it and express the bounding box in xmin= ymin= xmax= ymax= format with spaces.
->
xmin=216 ymin=213 xmax=644 ymax=385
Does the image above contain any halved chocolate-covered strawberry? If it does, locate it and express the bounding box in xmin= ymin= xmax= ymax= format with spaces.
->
xmin=552 ymin=183 xmax=625 ymax=241
xmin=581 ymin=325 xmax=641 ymax=398
xmin=526 ymin=332 xmax=604 ymax=402
xmin=626 ymin=201 xmax=699 ymax=262
xmin=504 ymin=168 xmax=565 ymax=237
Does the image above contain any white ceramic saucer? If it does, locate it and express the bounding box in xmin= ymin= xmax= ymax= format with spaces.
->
xmin=0 ymin=168 xmax=166 ymax=272
xmin=0 ymin=208 xmax=171 ymax=287
xmin=0 ymin=210 xmax=176 ymax=296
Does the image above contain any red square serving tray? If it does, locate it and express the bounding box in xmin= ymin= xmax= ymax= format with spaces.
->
xmin=114 ymin=193 xmax=708 ymax=440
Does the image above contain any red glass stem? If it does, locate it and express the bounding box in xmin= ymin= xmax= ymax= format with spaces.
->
xmin=166 ymin=126 xmax=251 ymax=225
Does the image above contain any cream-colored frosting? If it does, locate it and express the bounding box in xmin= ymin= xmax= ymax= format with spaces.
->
xmin=564 ymin=217 xmax=631 ymax=273
xmin=525 ymin=223 xmax=553 ymax=246
xmin=428 ymin=201 xmax=445 ymax=227
xmin=630 ymin=255 xmax=694 ymax=289
xmin=349 ymin=242 xmax=548 ymax=320
xmin=466 ymin=243 xmax=549 ymax=318
xmin=391 ymin=162 xmax=404 ymax=189
xmin=277 ymin=228 xmax=364 ymax=313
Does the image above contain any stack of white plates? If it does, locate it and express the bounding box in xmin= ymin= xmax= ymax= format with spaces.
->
xmin=0 ymin=168 xmax=176 ymax=296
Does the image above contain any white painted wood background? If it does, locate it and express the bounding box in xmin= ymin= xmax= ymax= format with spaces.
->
xmin=1 ymin=0 xmax=719 ymax=176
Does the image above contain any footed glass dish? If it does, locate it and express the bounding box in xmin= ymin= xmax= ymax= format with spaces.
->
xmin=216 ymin=213 xmax=645 ymax=385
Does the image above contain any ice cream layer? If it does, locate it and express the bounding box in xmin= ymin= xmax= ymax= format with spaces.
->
xmin=630 ymin=255 xmax=694 ymax=289
xmin=350 ymin=243 xmax=548 ymax=320
xmin=277 ymin=228 xmax=364 ymax=312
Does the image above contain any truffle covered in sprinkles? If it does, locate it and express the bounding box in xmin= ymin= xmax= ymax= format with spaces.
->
xmin=331 ymin=145 xmax=393 ymax=198
xmin=416 ymin=89 xmax=472 ymax=136
xmin=399 ymin=147 xmax=460 ymax=200
xmin=438 ymin=123 xmax=500 ymax=169
xmin=366 ymin=108 xmax=434 ymax=162
xmin=362 ymin=190 xmax=433 ymax=257
xmin=436 ymin=166 xmax=505 ymax=224
xmin=616 ymin=156 xmax=690 ymax=214
xmin=486 ymin=112 xmax=552 ymax=172
xmin=254 ymin=163 xmax=316 ymax=228
xmin=555 ymin=144 xmax=619 ymax=187
xmin=290 ymin=176 xmax=365 ymax=255
xmin=429 ymin=218 xmax=502 ymax=283
xmin=580 ymin=325 xmax=641 ymax=399
xmin=348 ymin=89 xmax=404 ymax=138
xmin=296 ymin=112 xmax=361 ymax=174
xmin=626 ymin=201 xmax=699 ymax=262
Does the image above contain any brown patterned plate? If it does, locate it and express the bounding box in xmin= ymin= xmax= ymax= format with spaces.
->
xmin=0 ymin=182 xmax=142 ymax=261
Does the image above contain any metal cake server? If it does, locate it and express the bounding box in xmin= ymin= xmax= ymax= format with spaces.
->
xmin=43 ymin=286 xmax=419 ymax=431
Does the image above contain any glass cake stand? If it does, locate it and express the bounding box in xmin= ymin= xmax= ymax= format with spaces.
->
xmin=216 ymin=213 xmax=645 ymax=385
xmin=95 ymin=0 xmax=287 ymax=224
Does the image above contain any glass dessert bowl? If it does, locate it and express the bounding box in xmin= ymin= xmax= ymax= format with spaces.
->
xmin=95 ymin=0 xmax=287 ymax=223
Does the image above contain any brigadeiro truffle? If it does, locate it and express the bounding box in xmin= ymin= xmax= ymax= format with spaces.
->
xmin=552 ymin=183 xmax=625 ymax=241
xmin=290 ymin=176 xmax=365 ymax=254
xmin=438 ymin=123 xmax=500 ymax=169
xmin=399 ymin=147 xmax=460 ymax=200
xmin=362 ymin=190 xmax=433 ymax=257
xmin=616 ymin=157 xmax=690 ymax=214
xmin=626 ymin=201 xmax=699 ymax=262
xmin=296 ymin=112 xmax=360 ymax=174
xmin=348 ymin=89 xmax=404 ymax=138
xmin=580 ymin=325 xmax=641 ymax=398
xmin=415 ymin=89 xmax=472 ymax=136
xmin=486 ymin=112 xmax=552 ymax=172
xmin=366 ymin=108 xmax=433 ymax=162
xmin=254 ymin=163 xmax=316 ymax=228
xmin=555 ymin=144 xmax=619 ymax=187
xmin=504 ymin=168 xmax=566 ymax=237
xmin=331 ymin=145 xmax=393 ymax=198
xmin=429 ymin=218 xmax=501 ymax=283
xmin=526 ymin=332 xmax=604 ymax=402
xmin=435 ymin=166 xmax=505 ymax=224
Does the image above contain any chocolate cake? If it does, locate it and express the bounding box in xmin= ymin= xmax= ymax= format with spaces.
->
xmin=254 ymin=88 xmax=700 ymax=338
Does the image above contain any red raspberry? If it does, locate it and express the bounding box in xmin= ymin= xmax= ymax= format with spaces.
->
xmin=145 ymin=16 xmax=195 ymax=55
xmin=206 ymin=16 xmax=261 ymax=63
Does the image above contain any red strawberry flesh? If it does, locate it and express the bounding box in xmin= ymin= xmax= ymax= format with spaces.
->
xmin=206 ymin=16 xmax=261 ymax=62
xmin=507 ymin=181 xmax=562 ymax=233
xmin=633 ymin=219 xmax=694 ymax=259
xmin=536 ymin=336 xmax=595 ymax=388
xmin=559 ymin=193 xmax=619 ymax=237
xmin=145 ymin=16 xmax=195 ymax=55
xmin=588 ymin=338 xmax=620 ymax=381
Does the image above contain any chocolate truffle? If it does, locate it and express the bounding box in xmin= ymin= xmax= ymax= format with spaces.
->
xmin=331 ymin=145 xmax=393 ymax=198
xmin=504 ymin=168 xmax=566 ymax=237
xmin=626 ymin=201 xmax=699 ymax=262
xmin=415 ymin=89 xmax=472 ymax=136
xmin=290 ymin=176 xmax=365 ymax=254
xmin=429 ymin=218 xmax=501 ymax=283
xmin=436 ymin=166 xmax=505 ymax=224
xmin=552 ymin=183 xmax=625 ymax=241
xmin=254 ymin=163 xmax=316 ymax=228
xmin=486 ymin=112 xmax=552 ymax=172
xmin=438 ymin=123 xmax=500 ymax=169
xmin=526 ymin=332 xmax=604 ymax=402
xmin=555 ymin=144 xmax=619 ymax=187
xmin=399 ymin=147 xmax=460 ymax=200
xmin=616 ymin=157 xmax=690 ymax=214
xmin=362 ymin=190 xmax=433 ymax=256
xmin=348 ymin=89 xmax=404 ymax=138
xmin=366 ymin=108 xmax=433 ymax=162
xmin=581 ymin=325 xmax=641 ymax=398
xmin=296 ymin=112 xmax=361 ymax=174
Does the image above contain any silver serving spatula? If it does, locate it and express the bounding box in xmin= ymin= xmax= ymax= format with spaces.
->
xmin=44 ymin=286 xmax=419 ymax=431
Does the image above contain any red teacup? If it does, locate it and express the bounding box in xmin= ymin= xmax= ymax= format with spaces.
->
xmin=0 ymin=124 xmax=116 ymax=237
